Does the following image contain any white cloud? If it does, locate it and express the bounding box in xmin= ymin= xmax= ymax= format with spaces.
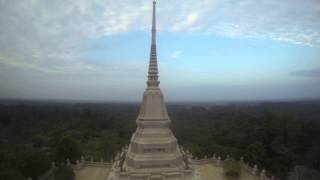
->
xmin=172 ymin=12 xmax=202 ymax=32
xmin=186 ymin=13 xmax=199 ymax=25
xmin=1 ymin=0 xmax=319 ymax=73
xmin=203 ymin=0 xmax=320 ymax=47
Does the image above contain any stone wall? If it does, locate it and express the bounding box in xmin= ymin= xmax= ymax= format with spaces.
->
xmin=27 ymin=154 xmax=275 ymax=180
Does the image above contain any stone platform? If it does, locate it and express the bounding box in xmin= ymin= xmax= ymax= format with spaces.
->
xmin=71 ymin=160 xmax=260 ymax=180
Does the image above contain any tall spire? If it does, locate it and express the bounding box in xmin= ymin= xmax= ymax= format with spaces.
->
xmin=147 ymin=0 xmax=159 ymax=87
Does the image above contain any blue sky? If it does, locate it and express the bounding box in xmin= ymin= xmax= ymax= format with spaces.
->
xmin=0 ymin=0 xmax=319 ymax=101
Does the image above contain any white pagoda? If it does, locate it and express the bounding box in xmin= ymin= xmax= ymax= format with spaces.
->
xmin=108 ymin=1 xmax=201 ymax=180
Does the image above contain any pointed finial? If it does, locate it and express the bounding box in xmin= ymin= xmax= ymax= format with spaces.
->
xmin=147 ymin=0 xmax=159 ymax=87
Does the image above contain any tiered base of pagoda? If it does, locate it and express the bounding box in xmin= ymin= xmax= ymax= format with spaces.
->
xmin=107 ymin=164 xmax=202 ymax=180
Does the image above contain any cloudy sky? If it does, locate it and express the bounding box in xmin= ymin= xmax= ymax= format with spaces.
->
xmin=0 ymin=0 xmax=320 ymax=101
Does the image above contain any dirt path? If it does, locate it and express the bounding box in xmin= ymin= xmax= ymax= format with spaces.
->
xmin=74 ymin=166 xmax=111 ymax=180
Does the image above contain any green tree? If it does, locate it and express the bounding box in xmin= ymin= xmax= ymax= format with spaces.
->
xmin=54 ymin=136 xmax=81 ymax=163
xmin=20 ymin=152 xmax=50 ymax=179
xmin=244 ymin=142 xmax=265 ymax=166
xmin=54 ymin=166 xmax=75 ymax=180
xmin=269 ymin=137 xmax=295 ymax=180
xmin=0 ymin=168 xmax=26 ymax=180
xmin=304 ymin=142 xmax=320 ymax=170
xmin=100 ymin=132 xmax=125 ymax=160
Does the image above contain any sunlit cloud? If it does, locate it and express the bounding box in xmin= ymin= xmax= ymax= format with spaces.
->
xmin=1 ymin=0 xmax=319 ymax=73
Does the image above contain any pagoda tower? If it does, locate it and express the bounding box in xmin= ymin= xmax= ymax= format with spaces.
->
xmin=108 ymin=1 xmax=201 ymax=180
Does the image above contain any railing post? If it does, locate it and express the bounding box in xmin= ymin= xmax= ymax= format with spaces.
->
xmin=66 ymin=158 xmax=71 ymax=166
xmin=216 ymin=156 xmax=221 ymax=166
xmin=252 ymin=164 xmax=258 ymax=175
xmin=225 ymin=154 xmax=230 ymax=161
xmin=51 ymin=161 xmax=56 ymax=169
xmin=260 ymin=169 xmax=266 ymax=180
xmin=212 ymin=153 xmax=216 ymax=160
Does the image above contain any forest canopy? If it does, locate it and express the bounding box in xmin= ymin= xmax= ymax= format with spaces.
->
xmin=0 ymin=100 xmax=319 ymax=180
